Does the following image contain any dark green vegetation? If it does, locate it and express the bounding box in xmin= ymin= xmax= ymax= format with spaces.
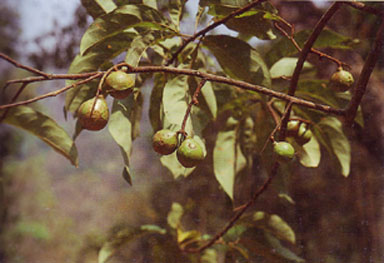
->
xmin=1 ymin=0 xmax=384 ymax=263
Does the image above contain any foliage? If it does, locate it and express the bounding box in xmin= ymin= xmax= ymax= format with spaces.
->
xmin=1 ymin=0 xmax=383 ymax=262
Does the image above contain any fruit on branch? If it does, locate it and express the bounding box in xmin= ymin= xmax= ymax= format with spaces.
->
xmin=105 ymin=70 xmax=135 ymax=99
xmin=296 ymin=124 xmax=312 ymax=145
xmin=152 ymin=129 xmax=178 ymax=155
xmin=273 ymin=141 xmax=295 ymax=162
xmin=329 ymin=68 xmax=354 ymax=92
xmin=77 ymin=96 xmax=109 ymax=131
xmin=177 ymin=137 xmax=205 ymax=168
xmin=286 ymin=120 xmax=300 ymax=137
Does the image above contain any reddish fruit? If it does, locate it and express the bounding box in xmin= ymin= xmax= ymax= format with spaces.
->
xmin=77 ymin=96 xmax=109 ymax=131
xmin=152 ymin=129 xmax=178 ymax=155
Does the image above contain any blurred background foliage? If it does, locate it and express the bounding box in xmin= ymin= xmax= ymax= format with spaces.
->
xmin=0 ymin=0 xmax=384 ymax=262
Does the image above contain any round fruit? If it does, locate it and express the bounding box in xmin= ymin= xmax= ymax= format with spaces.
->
xmin=177 ymin=137 xmax=205 ymax=168
xmin=296 ymin=124 xmax=312 ymax=145
xmin=152 ymin=129 xmax=178 ymax=155
xmin=105 ymin=71 xmax=135 ymax=99
xmin=286 ymin=120 xmax=300 ymax=137
xmin=78 ymin=96 xmax=109 ymax=131
xmin=273 ymin=141 xmax=295 ymax=162
xmin=329 ymin=69 xmax=354 ymax=92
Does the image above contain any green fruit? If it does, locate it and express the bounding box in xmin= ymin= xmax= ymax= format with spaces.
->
xmin=105 ymin=71 xmax=135 ymax=99
xmin=286 ymin=120 xmax=300 ymax=137
xmin=152 ymin=129 xmax=178 ymax=155
xmin=177 ymin=137 xmax=205 ymax=168
xmin=273 ymin=141 xmax=295 ymax=162
xmin=296 ymin=124 xmax=312 ymax=145
xmin=329 ymin=69 xmax=354 ymax=92
xmin=78 ymin=96 xmax=109 ymax=131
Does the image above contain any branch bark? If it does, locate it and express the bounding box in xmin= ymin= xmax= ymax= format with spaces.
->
xmin=345 ymin=17 xmax=384 ymax=125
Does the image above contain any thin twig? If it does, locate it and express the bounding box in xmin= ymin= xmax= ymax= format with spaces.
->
xmin=0 ymin=64 xmax=345 ymax=116
xmin=279 ymin=2 xmax=342 ymax=140
xmin=0 ymin=83 xmax=29 ymax=122
xmin=345 ymin=17 xmax=384 ymax=125
xmin=0 ymin=73 xmax=103 ymax=110
xmin=183 ymin=161 xmax=280 ymax=253
xmin=0 ymin=53 xmax=51 ymax=79
xmin=344 ymin=1 xmax=384 ymax=17
xmin=179 ymin=79 xmax=207 ymax=136
xmin=165 ymin=0 xmax=266 ymax=66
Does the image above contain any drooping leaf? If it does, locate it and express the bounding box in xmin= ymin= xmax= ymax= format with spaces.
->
xmin=297 ymin=135 xmax=321 ymax=168
xmin=203 ymin=35 xmax=271 ymax=88
xmin=177 ymin=228 xmax=201 ymax=249
xmin=81 ymin=0 xmax=117 ymax=19
xmin=201 ymin=249 xmax=218 ymax=263
xmin=253 ymin=211 xmax=296 ymax=244
xmin=270 ymin=57 xmax=313 ymax=79
xmin=80 ymin=4 xmax=169 ymax=56
xmin=266 ymin=28 xmax=360 ymax=66
xmin=98 ymin=226 xmax=164 ymax=263
xmin=213 ymin=117 xmax=246 ymax=200
xmin=168 ymin=0 xmax=184 ymax=30
xmin=162 ymin=74 xmax=193 ymax=133
xmin=108 ymin=95 xmax=142 ymax=184
xmin=160 ymin=152 xmax=195 ymax=179
xmin=264 ymin=233 xmax=305 ymax=262
xmin=223 ymin=225 xmax=247 ymax=243
xmin=318 ymin=117 xmax=351 ymax=177
xmin=167 ymin=202 xmax=184 ymax=229
xmin=14 ymin=221 xmax=51 ymax=241
xmin=1 ymin=106 xmax=78 ymax=166
xmin=296 ymin=79 xmax=340 ymax=108
xmin=149 ymin=73 xmax=165 ymax=131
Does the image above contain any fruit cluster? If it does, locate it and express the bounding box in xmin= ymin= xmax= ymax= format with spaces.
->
xmin=152 ymin=129 xmax=205 ymax=168
xmin=77 ymin=70 xmax=135 ymax=131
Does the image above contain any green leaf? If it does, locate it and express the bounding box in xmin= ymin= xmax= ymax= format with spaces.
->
xmin=14 ymin=221 xmax=51 ymax=241
xmin=108 ymin=96 xmax=142 ymax=183
xmin=270 ymin=57 xmax=313 ymax=79
xmin=81 ymin=0 xmax=117 ymax=19
xmin=266 ymin=29 xmax=359 ymax=66
xmin=168 ymin=0 xmax=183 ymax=30
xmin=264 ymin=233 xmax=305 ymax=262
xmin=149 ymin=73 xmax=165 ymax=131
xmin=200 ymin=77 xmax=218 ymax=120
xmin=122 ymin=165 xmax=133 ymax=186
xmin=80 ymin=4 xmax=169 ymax=56
xmin=140 ymin=224 xmax=167 ymax=234
xmin=162 ymin=74 xmax=192 ymax=133
xmin=223 ymin=225 xmax=247 ymax=243
xmin=98 ymin=226 xmax=163 ymax=263
xmin=1 ymin=106 xmax=78 ymax=166
xmin=253 ymin=211 xmax=296 ymax=244
xmin=167 ymin=202 xmax=184 ymax=229
xmin=213 ymin=117 xmax=246 ymax=200
xmin=177 ymin=229 xmax=201 ymax=247
xmin=297 ymin=135 xmax=321 ymax=168
xmin=296 ymin=79 xmax=340 ymax=108
xmin=203 ymin=35 xmax=271 ymax=87
xmin=201 ymin=249 xmax=218 ymax=263
xmin=318 ymin=117 xmax=351 ymax=177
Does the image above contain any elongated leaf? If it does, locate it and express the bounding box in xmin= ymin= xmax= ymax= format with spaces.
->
xmin=264 ymin=233 xmax=304 ymax=262
xmin=200 ymin=81 xmax=218 ymax=119
xmin=270 ymin=57 xmax=313 ymax=79
xmin=168 ymin=0 xmax=183 ymax=30
xmin=80 ymin=4 xmax=168 ymax=56
xmin=108 ymin=95 xmax=141 ymax=184
xmin=266 ymin=29 xmax=360 ymax=66
xmin=297 ymin=135 xmax=321 ymax=168
xmin=160 ymin=152 xmax=195 ymax=179
xmin=149 ymin=73 xmax=165 ymax=131
xmin=1 ymin=106 xmax=78 ymax=166
xmin=167 ymin=202 xmax=183 ymax=229
xmin=318 ymin=117 xmax=351 ymax=177
xmin=98 ymin=226 xmax=164 ymax=263
xmin=213 ymin=118 xmax=246 ymax=200
xmin=296 ymin=79 xmax=340 ymax=108
xmin=81 ymin=0 xmax=117 ymax=19
xmin=201 ymin=249 xmax=218 ymax=263
xmin=162 ymin=74 xmax=192 ymax=133
xmin=253 ymin=211 xmax=296 ymax=244
xmin=203 ymin=35 xmax=271 ymax=87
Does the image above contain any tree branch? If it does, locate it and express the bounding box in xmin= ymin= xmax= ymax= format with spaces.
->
xmin=183 ymin=161 xmax=280 ymax=253
xmin=344 ymin=1 xmax=384 ymax=17
xmin=345 ymin=17 xmax=384 ymax=125
xmin=0 ymin=73 xmax=103 ymax=110
xmin=279 ymin=2 xmax=342 ymax=140
xmin=165 ymin=0 xmax=266 ymax=66
xmin=0 ymin=53 xmax=52 ymax=79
